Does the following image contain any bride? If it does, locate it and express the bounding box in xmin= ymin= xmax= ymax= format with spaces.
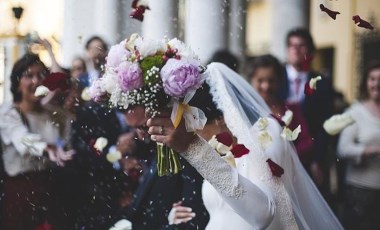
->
xmin=147 ymin=63 xmax=343 ymax=229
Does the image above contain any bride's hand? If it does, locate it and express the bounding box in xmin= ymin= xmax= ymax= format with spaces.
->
xmin=168 ymin=201 xmax=196 ymax=225
xmin=147 ymin=111 xmax=197 ymax=153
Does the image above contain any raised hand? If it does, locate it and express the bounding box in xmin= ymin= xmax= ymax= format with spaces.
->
xmin=147 ymin=110 xmax=197 ymax=153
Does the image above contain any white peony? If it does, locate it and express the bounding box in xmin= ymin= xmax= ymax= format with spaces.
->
xmin=323 ymin=113 xmax=354 ymax=135
xmin=168 ymin=38 xmax=198 ymax=60
xmin=281 ymin=125 xmax=301 ymax=141
xmin=134 ymin=36 xmax=167 ymax=58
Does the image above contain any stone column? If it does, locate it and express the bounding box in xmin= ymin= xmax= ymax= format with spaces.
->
xmin=142 ymin=0 xmax=179 ymax=40
xmin=270 ymin=0 xmax=310 ymax=61
xmin=94 ymin=0 xmax=119 ymax=45
xmin=229 ymin=0 xmax=247 ymax=71
xmin=185 ymin=0 xmax=228 ymax=64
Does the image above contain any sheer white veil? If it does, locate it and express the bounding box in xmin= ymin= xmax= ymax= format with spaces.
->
xmin=204 ymin=63 xmax=343 ymax=230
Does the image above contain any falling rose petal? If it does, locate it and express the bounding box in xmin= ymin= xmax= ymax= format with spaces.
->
xmin=255 ymin=117 xmax=269 ymax=130
xmin=110 ymin=219 xmax=133 ymax=230
xmin=281 ymin=110 xmax=293 ymax=127
xmin=216 ymin=142 xmax=231 ymax=154
xmin=35 ymin=222 xmax=53 ymax=230
xmin=34 ymin=85 xmax=50 ymax=97
xmin=106 ymin=150 xmax=122 ymax=163
xmin=281 ymin=125 xmax=301 ymax=141
xmin=258 ymin=130 xmax=272 ymax=150
xmin=130 ymin=6 xmax=147 ymax=21
xmin=231 ymin=144 xmax=250 ymax=158
xmin=320 ymin=4 xmax=340 ymax=20
xmin=222 ymin=152 xmax=237 ymax=168
xmin=353 ymin=15 xmax=374 ymax=30
xmin=81 ymin=87 xmax=91 ymax=101
xmin=215 ymin=132 xmax=233 ymax=147
xmin=304 ymin=76 xmax=322 ymax=96
xmin=270 ymin=114 xmax=286 ymax=127
xmin=94 ymin=137 xmax=108 ymax=152
xmin=41 ymin=72 xmax=71 ymax=91
xmin=266 ymin=159 xmax=284 ymax=177
xmin=323 ymin=113 xmax=354 ymax=135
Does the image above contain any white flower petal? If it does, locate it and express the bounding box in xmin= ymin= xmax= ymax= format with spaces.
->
xmin=258 ymin=130 xmax=272 ymax=150
xmin=323 ymin=113 xmax=354 ymax=135
xmin=94 ymin=137 xmax=108 ymax=152
xmin=110 ymin=219 xmax=133 ymax=230
xmin=281 ymin=110 xmax=293 ymax=126
xmin=222 ymin=152 xmax=236 ymax=168
xmin=281 ymin=125 xmax=301 ymax=141
xmin=216 ymin=143 xmax=231 ymax=154
xmin=255 ymin=117 xmax=269 ymax=131
xmin=106 ymin=151 xmax=122 ymax=163
xmin=34 ymin=85 xmax=50 ymax=97
xmin=309 ymin=76 xmax=322 ymax=90
xmin=81 ymin=87 xmax=91 ymax=101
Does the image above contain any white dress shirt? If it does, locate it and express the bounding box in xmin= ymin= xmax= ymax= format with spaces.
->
xmin=286 ymin=64 xmax=308 ymax=103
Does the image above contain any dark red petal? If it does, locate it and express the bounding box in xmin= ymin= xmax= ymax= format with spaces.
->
xmin=231 ymin=144 xmax=250 ymax=158
xmin=266 ymin=159 xmax=284 ymax=177
xmin=270 ymin=114 xmax=286 ymax=127
xmin=304 ymin=82 xmax=315 ymax=96
xmin=215 ymin=132 xmax=233 ymax=147
xmin=353 ymin=15 xmax=374 ymax=30
xmin=130 ymin=6 xmax=146 ymax=21
xmin=320 ymin=4 xmax=340 ymax=20
xmin=35 ymin=222 xmax=53 ymax=230
xmin=300 ymin=54 xmax=313 ymax=72
xmin=131 ymin=0 xmax=138 ymax=8
xmin=42 ymin=72 xmax=71 ymax=91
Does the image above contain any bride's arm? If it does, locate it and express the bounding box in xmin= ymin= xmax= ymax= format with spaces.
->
xmin=180 ymin=135 xmax=276 ymax=229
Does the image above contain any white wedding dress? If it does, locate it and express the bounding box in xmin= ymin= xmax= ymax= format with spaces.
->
xmin=179 ymin=63 xmax=343 ymax=230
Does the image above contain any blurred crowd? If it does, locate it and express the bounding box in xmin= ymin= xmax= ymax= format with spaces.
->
xmin=0 ymin=28 xmax=379 ymax=230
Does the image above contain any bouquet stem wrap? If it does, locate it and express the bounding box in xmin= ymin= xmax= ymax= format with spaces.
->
xmin=156 ymin=93 xmax=207 ymax=176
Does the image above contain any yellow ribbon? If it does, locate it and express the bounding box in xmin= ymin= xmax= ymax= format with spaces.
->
xmin=173 ymin=103 xmax=186 ymax=129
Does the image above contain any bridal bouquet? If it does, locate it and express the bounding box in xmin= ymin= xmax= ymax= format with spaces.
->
xmin=89 ymin=34 xmax=207 ymax=176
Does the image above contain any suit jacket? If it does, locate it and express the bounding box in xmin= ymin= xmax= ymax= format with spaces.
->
xmin=280 ymin=68 xmax=334 ymax=164
xmin=68 ymin=101 xmax=132 ymax=229
xmin=117 ymin=146 xmax=209 ymax=230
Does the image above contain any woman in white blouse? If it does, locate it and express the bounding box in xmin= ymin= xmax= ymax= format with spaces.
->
xmin=0 ymin=54 xmax=73 ymax=229
xmin=337 ymin=60 xmax=380 ymax=229
xmin=147 ymin=63 xmax=342 ymax=229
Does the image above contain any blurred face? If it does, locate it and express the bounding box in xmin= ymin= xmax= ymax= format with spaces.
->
xmin=124 ymin=106 xmax=150 ymax=141
xmin=71 ymin=58 xmax=86 ymax=79
xmin=250 ymin=67 xmax=279 ymax=103
xmin=18 ymin=63 xmax=47 ymax=103
xmin=87 ymin=39 xmax=106 ymax=66
xmin=287 ymin=36 xmax=309 ymax=67
xmin=367 ymin=68 xmax=380 ymax=101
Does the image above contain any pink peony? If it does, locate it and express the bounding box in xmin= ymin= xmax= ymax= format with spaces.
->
xmin=107 ymin=42 xmax=130 ymax=69
xmin=160 ymin=59 xmax=203 ymax=97
xmin=118 ymin=62 xmax=143 ymax=91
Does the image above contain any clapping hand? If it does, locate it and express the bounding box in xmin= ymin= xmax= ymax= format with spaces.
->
xmin=168 ymin=201 xmax=196 ymax=225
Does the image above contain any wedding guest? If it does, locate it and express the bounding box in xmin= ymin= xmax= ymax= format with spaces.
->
xmin=208 ymin=49 xmax=239 ymax=72
xmin=249 ymin=54 xmax=313 ymax=166
xmin=0 ymin=54 xmax=74 ymax=229
xmin=280 ymin=28 xmax=334 ymax=191
xmin=70 ymin=56 xmax=87 ymax=79
xmin=337 ymin=60 xmax=380 ymax=229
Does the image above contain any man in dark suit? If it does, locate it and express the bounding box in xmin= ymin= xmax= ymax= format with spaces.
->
xmin=281 ymin=28 xmax=334 ymax=195
xmin=112 ymin=105 xmax=209 ymax=230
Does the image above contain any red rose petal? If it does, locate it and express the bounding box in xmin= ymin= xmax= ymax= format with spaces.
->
xmin=231 ymin=144 xmax=250 ymax=158
xmin=215 ymin=132 xmax=233 ymax=147
xmin=352 ymin=15 xmax=374 ymax=30
xmin=320 ymin=4 xmax=340 ymax=20
xmin=130 ymin=6 xmax=146 ymax=21
xmin=304 ymin=82 xmax=315 ymax=96
xmin=42 ymin=72 xmax=71 ymax=91
xmin=300 ymin=54 xmax=313 ymax=72
xmin=35 ymin=222 xmax=53 ymax=230
xmin=266 ymin=159 xmax=284 ymax=177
